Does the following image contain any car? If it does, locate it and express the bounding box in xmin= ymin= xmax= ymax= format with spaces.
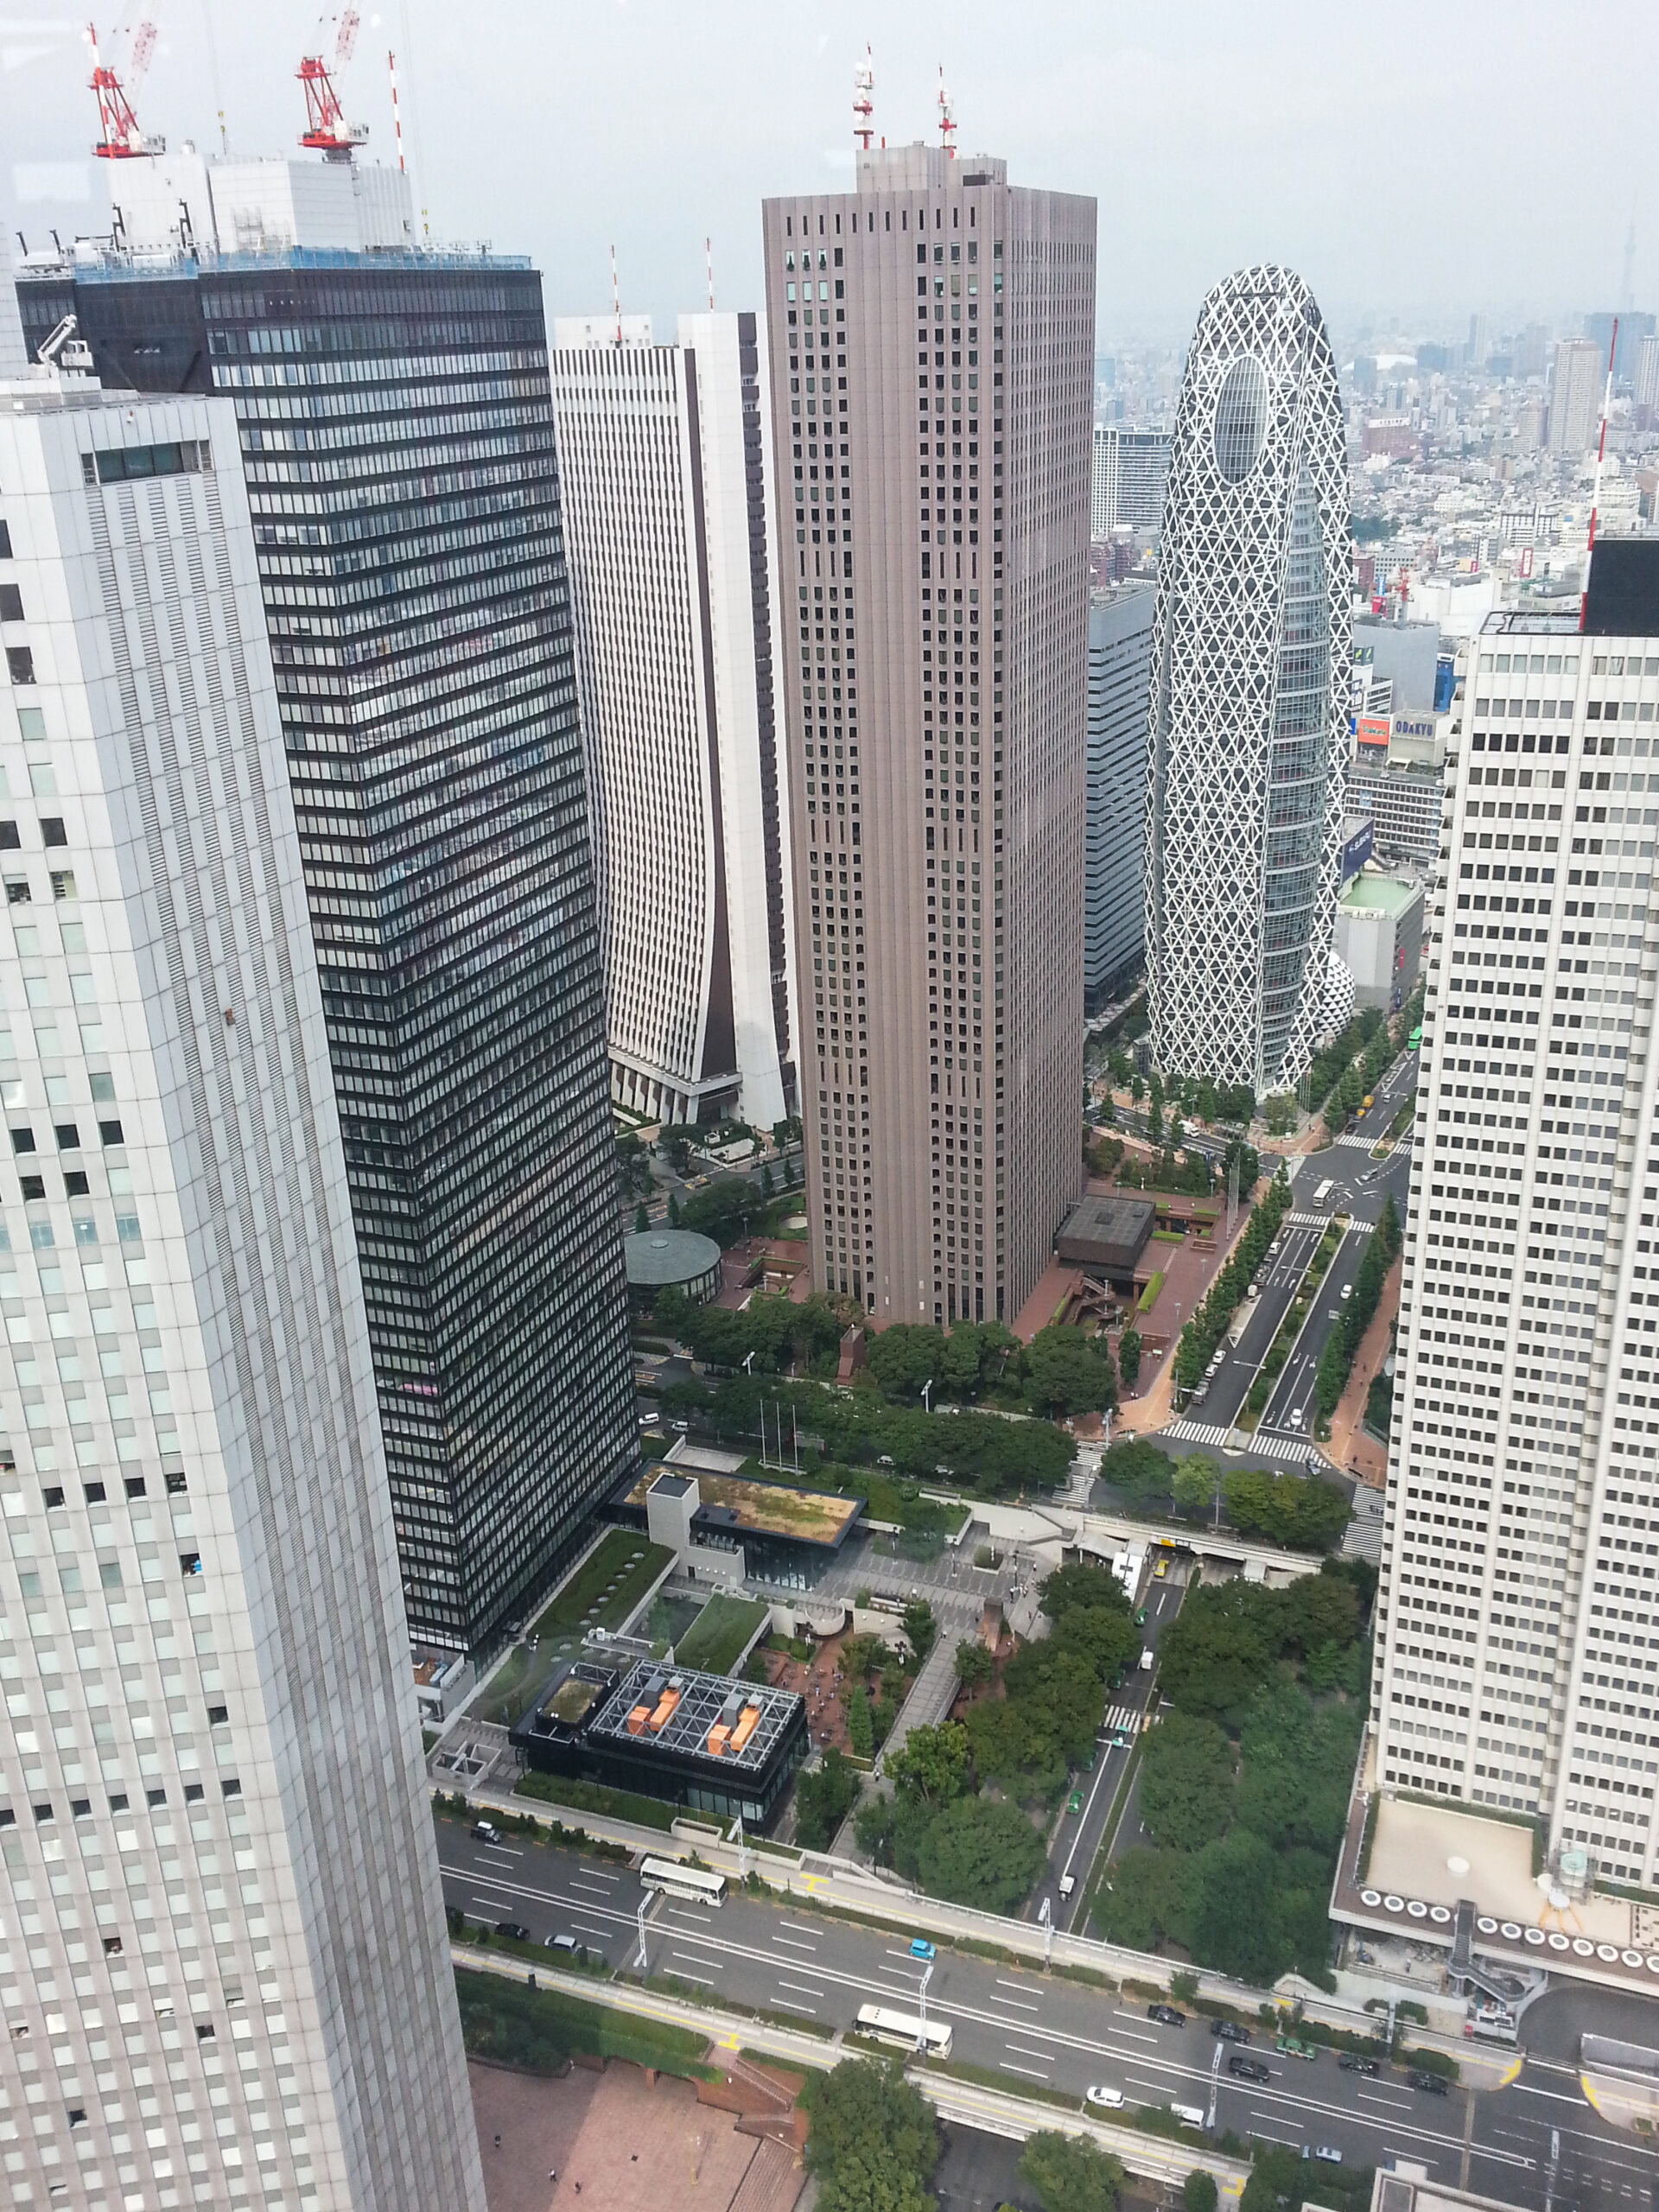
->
xmin=548 ymin=1933 xmax=581 ymax=1954
xmin=1340 ymin=1282 xmax=1354 ymax=1301
xmin=1135 ymin=1606 xmax=1147 ymax=1625
xmin=909 ymin=1938 xmax=935 ymax=1960
xmin=1154 ymin=1558 xmax=1169 ymax=1580
xmin=1067 ymin=1790 xmax=1084 ymax=1815
xmin=1289 ymin=1405 xmax=1306 ymax=1427
xmin=1338 ymin=2055 xmax=1381 ymax=2076
xmin=1211 ymin=2019 xmax=1250 ymax=2044
xmin=1275 ymin=2035 xmax=1318 ymax=2061
xmin=1147 ymin=2004 xmax=1186 ymax=2027
xmin=671 ymin=1418 xmax=690 ymax=1433
xmin=1312 ymin=2147 xmax=1344 ymax=2167
xmin=1409 ymin=2070 xmax=1450 ymax=2095
xmin=1085 ymin=2085 xmax=1125 ymax=2109
xmin=495 ymin=1922 xmax=533 ymax=1944
xmin=469 ymin=1821 xmax=500 ymax=1843
xmin=1228 ymin=2056 xmax=1270 ymax=2082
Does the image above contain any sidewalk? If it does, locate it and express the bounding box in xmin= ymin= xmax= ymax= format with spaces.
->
xmin=1324 ymin=1257 xmax=1400 ymax=1490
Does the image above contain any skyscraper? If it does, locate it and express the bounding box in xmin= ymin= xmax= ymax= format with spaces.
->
xmin=760 ymin=141 xmax=1093 ymax=1324
xmin=0 ymin=372 xmax=482 ymax=2209
xmin=1547 ymin=338 xmax=1604 ymax=458
xmin=1090 ymin=423 xmax=1170 ymax=542
xmin=1144 ymin=264 xmax=1351 ymax=1097
xmin=19 ymin=227 xmax=639 ymax=1659
xmin=550 ymin=311 xmax=796 ymax=1130
xmin=1085 ymin=587 xmax=1155 ymax=1009
xmin=1374 ymin=569 xmax=1659 ymax=1890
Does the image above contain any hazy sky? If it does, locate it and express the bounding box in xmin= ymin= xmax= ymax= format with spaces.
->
xmin=2 ymin=0 xmax=1651 ymax=349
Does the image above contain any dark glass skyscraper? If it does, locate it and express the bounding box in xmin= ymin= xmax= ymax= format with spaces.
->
xmin=18 ymin=251 xmax=638 ymax=1654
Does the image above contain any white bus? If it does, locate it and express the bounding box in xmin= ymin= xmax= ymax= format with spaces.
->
xmin=639 ymin=1856 xmax=728 ymax=1908
xmin=855 ymin=2004 xmax=953 ymax=2058
xmin=1313 ymin=1179 xmax=1334 ymax=1207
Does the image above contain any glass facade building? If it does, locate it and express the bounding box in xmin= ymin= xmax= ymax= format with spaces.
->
xmin=17 ymin=252 xmax=639 ymax=1655
xmin=1144 ymin=264 xmax=1352 ymax=1096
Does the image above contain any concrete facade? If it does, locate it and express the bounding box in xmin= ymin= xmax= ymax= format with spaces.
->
xmin=760 ymin=143 xmax=1094 ymax=1325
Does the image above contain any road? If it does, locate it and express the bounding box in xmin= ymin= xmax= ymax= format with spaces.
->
xmin=1028 ymin=1560 xmax=1189 ymax=1933
xmin=435 ymin=1817 xmax=1652 ymax=2207
xmin=1162 ymin=1054 xmax=1418 ymax=1456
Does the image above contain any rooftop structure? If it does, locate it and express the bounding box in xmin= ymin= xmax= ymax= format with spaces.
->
xmin=623 ymin=1228 xmax=723 ymax=1303
xmin=1056 ymin=1192 xmax=1156 ymax=1277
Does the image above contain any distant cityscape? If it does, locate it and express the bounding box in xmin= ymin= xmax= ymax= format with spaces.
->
xmin=1 ymin=22 xmax=1658 ymax=2212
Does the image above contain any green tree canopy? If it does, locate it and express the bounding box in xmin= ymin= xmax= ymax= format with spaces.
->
xmin=1040 ymin=1558 xmax=1132 ymax=1624
xmin=1139 ymin=1711 xmax=1236 ymax=1852
xmin=1184 ymin=2171 xmax=1219 ymax=2212
xmin=797 ymin=1748 xmax=861 ymax=1851
xmin=1025 ymin=1324 xmax=1118 ymax=1416
xmin=802 ymin=2059 xmax=939 ymax=2212
xmin=1155 ymin=1581 xmax=1281 ymax=1727
xmin=1172 ymin=1452 xmax=1222 ymax=1516
xmin=914 ymin=1792 xmax=1049 ymax=1914
xmin=887 ymin=1721 xmax=969 ymax=1807
xmin=1019 ymin=2131 xmax=1123 ymax=2212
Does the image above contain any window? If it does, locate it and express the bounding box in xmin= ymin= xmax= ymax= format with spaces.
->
xmin=41 ymin=820 xmax=67 ymax=848
xmin=4 ymin=647 xmax=33 ymax=686
xmin=0 ymin=824 xmax=16 ymax=849
xmin=54 ymin=1122 xmax=79 ymax=1150
xmin=4 ymin=878 xmax=29 ymax=905
xmin=10 ymin=1126 xmax=35 ymax=1154
xmin=17 ymin=707 xmax=45 ymax=746
xmin=123 ymin=1477 xmax=146 ymax=1501
xmin=0 ymin=585 xmax=22 ymax=622
xmin=90 ymin=439 xmax=208 ymax=484
xmin=49 ymin=871 xmax=76 ymax=901
xmin=99 ymin=1118 xmax=123 ymax=1147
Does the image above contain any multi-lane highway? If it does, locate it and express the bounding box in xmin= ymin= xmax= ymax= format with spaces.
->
xmin=435 ymin=1817 xmax=1651 ymax=2208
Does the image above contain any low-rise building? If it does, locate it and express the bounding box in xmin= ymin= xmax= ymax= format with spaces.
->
xmin=1334 ymin=870 xmax=1425 ymax=1010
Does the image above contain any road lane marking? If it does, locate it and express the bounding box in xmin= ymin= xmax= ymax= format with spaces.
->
xmin=1005 ymin=2042 xmax=1055 ymax=2063
xmin=778 ymin=1920 xmax=819 ymax=1936
xmin=770 ymin=1935 xmax=818 ymax=1954
xmin=777 ymin=1978 xmax=824 ymax=1999
xmin=982 ymin=1993 xmax=1041 ymax=2014
xmin=1002 ymin=2061 xmax=1052 ymax=2082
xmin=1514 ymin=2083 xmax=1588 ymax=2105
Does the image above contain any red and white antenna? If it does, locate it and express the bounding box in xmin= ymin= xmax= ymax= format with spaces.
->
xmin=611 ymin=243 xmax=622 ymax=346
xmin=937 ymin=65 xmax=956 ymax=159
xmin=387 ymin=48 xmax=405 ymax=172
xmin=86 ymin=20 xmax=164 ymax=159
xmin=853 ymin=45 xmax=874 ymax=152
xmin=297 ymin=11 xmax=366 ymax=160
xmin=1580 ymin=315 xmax=1619 ymax=632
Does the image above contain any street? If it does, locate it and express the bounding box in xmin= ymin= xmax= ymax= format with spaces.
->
xmin=435 ymin=1818 xmax=1651 ymax=2209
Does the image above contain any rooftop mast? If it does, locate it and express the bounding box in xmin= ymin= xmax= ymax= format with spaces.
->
xmin=853 ymin=46 xmax=874 ymax=152
xmin=297 ymin=9 xmax=367 ymax=162
xmin=937 ymin=65 xmax=956 ymax=159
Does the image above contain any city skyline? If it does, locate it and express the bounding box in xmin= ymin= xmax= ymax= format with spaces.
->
xmin=0 ymin=3 xmax=1652 ymax=345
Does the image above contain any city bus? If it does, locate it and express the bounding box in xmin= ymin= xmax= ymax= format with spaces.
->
xmin=855 ymin=2004 xmax=953 ymax=2058
xmin=1313 ymin=1179 xmax=1334 ymax=1207
xmin=1408 ymin=1026 xmax=1423 ymax=1052
xmin=639 ymin=1856 xmax=728 ymax=1908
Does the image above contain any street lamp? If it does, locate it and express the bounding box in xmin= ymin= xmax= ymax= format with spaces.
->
xmin=917 ymin=1961 xmax=933 ymax=2051
xmin=635 ymin=1898 xmax=649 ymax=1975
xmin=921 ymin=1377 xmax=933 ymax=1414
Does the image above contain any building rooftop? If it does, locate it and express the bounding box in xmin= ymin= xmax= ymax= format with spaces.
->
xmin=1057 ymin=1193 xmax=1156 ymax=1272
xmin=650 ymin=1472 xmax=694 ymax=1500
xmin=623 ymin=1229 xmax=722 ymax=1287
xmin=624 ymin=1464 xmax=861 ymax=1548
xmin=16 ymin=245 xmax=531 ymax=283
xmin=583 ymin=1654 xmax=801 ymax=1777
xmin=1339 ymin=873 xmax=1422 ymax=918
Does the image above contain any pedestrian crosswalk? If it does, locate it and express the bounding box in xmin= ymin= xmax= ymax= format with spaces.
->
xmin=1286 ymin=1210 xmax=1334 ymax=1228
xmin=1157 ymin=1418 xmax=1318 ymax=1471
xmin=1102 ymin=1706 xmax=1146 ymax=1737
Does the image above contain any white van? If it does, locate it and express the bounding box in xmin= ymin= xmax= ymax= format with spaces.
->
xmin=1171 ymin=2103 xmax=1207 ymax=2130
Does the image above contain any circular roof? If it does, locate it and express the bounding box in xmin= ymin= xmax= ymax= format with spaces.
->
xmin=624 ymin=1228 xmax=723 ymax=1287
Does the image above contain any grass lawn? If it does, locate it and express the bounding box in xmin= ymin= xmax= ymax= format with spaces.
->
xmin=674 ymin=1593 xmax=769 ymax=1675
xmin=454 ymin=1967 xmax=714 ymax=2080
xmin=531 ymin=1529 xmax=673 ymax=1642
xmin=473 ymin=1643 xmax=543 ymax=1727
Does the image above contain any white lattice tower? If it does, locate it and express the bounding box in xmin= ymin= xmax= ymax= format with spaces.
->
xmin=1143 ymin=264 xmax=1353 ymax=1098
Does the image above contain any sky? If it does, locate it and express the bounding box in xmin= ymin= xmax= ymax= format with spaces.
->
xmin=1 ymin=0 xmax=1653 ymax=351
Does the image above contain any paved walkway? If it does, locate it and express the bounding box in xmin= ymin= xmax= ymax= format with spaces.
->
xmin=1324 ymin=1256 xmax=1400 ymax=1489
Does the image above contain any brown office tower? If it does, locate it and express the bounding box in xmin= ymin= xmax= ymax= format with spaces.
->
xmin=761 ymin=143 xmax=1094 ymax=1325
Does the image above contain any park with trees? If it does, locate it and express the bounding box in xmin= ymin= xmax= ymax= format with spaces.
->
xmin=1090 ymin=1557 xmax=1374 ymax=1986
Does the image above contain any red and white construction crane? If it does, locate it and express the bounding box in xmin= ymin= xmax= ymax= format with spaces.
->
xmin=86 ymin=18 xmax=163 ymax=159
xmin=297 ymin=9 xmax=367 ymax=161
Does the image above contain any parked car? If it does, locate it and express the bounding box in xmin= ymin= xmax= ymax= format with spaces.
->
xmin=1067 ymin=1790 xmax=1084 ymax=1815
xmin=495 ymin=1922 xmax=532 ymax=1944
xmin=1338 ymin=2055 xmax=1381 ymax=2076
xmin=1085 ymin=2086 xmax=1125 ymax=2109
xmin=1312 ymin=2146 xmax=1344 ymax=2166
xmin=909 ymin=1938 xmax=935 ymax=1960
xmin=1147 ymin=2004 xmax=1186 ymax=2027
xmin=1228 ymin=2056 xmax=1271 ymax=2083
xmin=469 ymin=1821 xmax=499 ymax=1843
xmin=548 ymin=1933 xmax=581 ymax=1954
xmin=1211 ymin=2019 xmax=1250 ymax=2044
xmin=1410 ymin=2070 xmax=1450 ymax=2095
xmin=1340 ymin=1282 xmax=1354 ymax=1301
xmin=1275 ymin=2035 xmax=1318 ymax=2061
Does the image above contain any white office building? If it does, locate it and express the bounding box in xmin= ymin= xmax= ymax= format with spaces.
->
xmin=1547 ymin=338 xmax=1603 ymax=459
xmin=1085 ymin=587 xmax=1155 ymax=1007
xmin=1376 ymin=575 xmax=1659 ymax=1893
xmin=0 ymin=376 xmax=482 ymax=2209
xmin=550 ymin=314 xmax=796 ymax=1129
xmin=1090 ymin=424 xmax=1170 ymax=542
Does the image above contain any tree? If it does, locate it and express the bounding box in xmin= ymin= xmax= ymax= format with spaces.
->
xmin=901 ymin=1597 xmax=938 ymax=1662
xmin=1040 ymin=1559 xmax=1131 ymax=1625
xmin=1155 ymin=1582 xmax=1279 ymax=1727
xmin=1019 ymin=2131 xmax=1123 ymax=2212
xmin=1025 ymin=1325 xmax=1117 ymax=1417
xmin=1171 ymin=1452 xmax=1221 ymax=1518
xmin=797 ymin=1748 xmax=861 ymax=1851
xmin=1091 ymin=1844 xmax=1192 ymax=1950
xmin=1117 ymin=1326 xmax=1141 ymax=1388
xmin=848 ymin=1686 xmax=874 ymax=1758
xmin=1184 ymin=2171 xmax=1219 ymax=2212
xmin=1096 ymin=1436 xmax=1174 ymax=1503
xmin=760 ymin=1162 xmax=775 ymax=1201
xmin=915 ymin=1792 xmax=1048 ymax=1913
xmin=802 ymin=2059 xmax=939 ymax=2212
xmin=633 ymin=1201 xmax=650 ymax=1234
xmin=667 ymin=1191 xmax=682 ymax=1228
xmin=1195 ymin=1075 xmax=1219 ymax=1126
xmin=1130 ymin=1073 xmax=1145 ymax=1108
xmin=887 ymin=1721 xmax=969 ymax=1807
xmin=954 ymin=1638 xmax=995 ymax=1691
xmin=963 ymin=1694 xmax=1067 ymax=1808
xmin=1139 ymin=1712 xmax=1236 ymax=1851
xmin=1188 ymin=1828 xmax=1288 ymax=1986
xmin=1052 ymin=1604 xmax=1139 ymax=1688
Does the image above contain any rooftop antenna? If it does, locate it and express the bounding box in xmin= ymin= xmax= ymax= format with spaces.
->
xmin=1580 ymin=315 xmax=1618 ymax=632
xmin=705 ymin=235 xmax=714 ymax=313
xmin=86 ymin=20 xmax=164 ymax=158
xmin=937 ymin=65 xmax=956 ymax=159
xmin=199 ymin=0 xmax=229 ymax=153
xmin=611 ymin=242 xmax=622 ymax=346
xmin=297 ymin=10 xmax=366 ymax=162
xmin=853 ymin=44 xmax=874 ymax=152
xmin=387 ymin=48 xmax=406 ymax=172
